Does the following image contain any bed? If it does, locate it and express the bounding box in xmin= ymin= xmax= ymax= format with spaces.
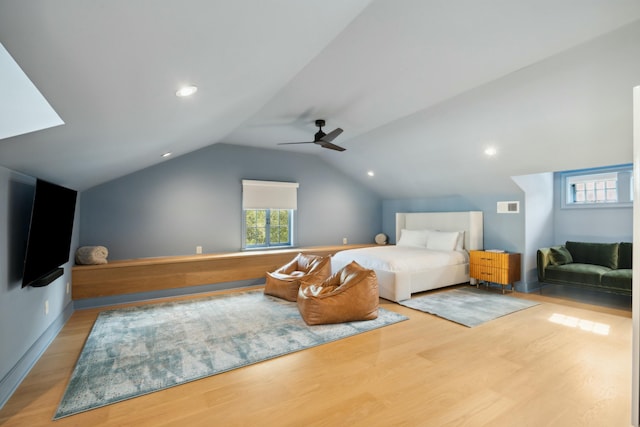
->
xmin=331 ymin=211 xmax=483 ymax=302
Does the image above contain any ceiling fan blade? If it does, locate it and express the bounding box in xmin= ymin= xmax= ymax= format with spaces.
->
xmin=320 ymin=128 xmax=343 ymax=143
xmin=277 ymin=120 xmax=345 ymax=152
xmin=318 ymin=141 xmax=346 ymax=152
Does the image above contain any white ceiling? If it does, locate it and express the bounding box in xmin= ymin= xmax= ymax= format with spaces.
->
xmin=1 ymin=0 xmax=640 ymax=197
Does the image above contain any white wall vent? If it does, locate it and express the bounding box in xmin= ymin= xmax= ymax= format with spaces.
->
xmin=497 ymin=201 xmax=520 ymax=214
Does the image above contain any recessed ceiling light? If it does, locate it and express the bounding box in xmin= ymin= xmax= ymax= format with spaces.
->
xmin=176 ymin=85 xmax=197 ymax=97
xmin=484 ymin=147 xmax=497 ymax=157
xmin=367 ymin=171 xmax=375 ymax=177
xmin=162 ymin=152 xmax=172 ymax=158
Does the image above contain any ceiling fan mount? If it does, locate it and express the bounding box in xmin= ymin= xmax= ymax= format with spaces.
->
xmin=278 ymin=119 xmax=345 ymax=152
xmin=313 ymin=119 xmax=328 ymax=141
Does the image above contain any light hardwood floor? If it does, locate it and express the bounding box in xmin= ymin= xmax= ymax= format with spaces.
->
xmin=0 ymin=285 xmax=632 ymax=427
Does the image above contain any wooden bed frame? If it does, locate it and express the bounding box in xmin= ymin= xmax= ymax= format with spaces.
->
xmin=333 ymin=211 xmax=484 ymax=302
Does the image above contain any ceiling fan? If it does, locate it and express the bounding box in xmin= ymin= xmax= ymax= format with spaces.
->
xmin=278 ymin=119 xmax=345 ymax=152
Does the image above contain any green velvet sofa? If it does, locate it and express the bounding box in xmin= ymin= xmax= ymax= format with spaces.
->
xmin=537 ymin=241 xmax=632 ymax=295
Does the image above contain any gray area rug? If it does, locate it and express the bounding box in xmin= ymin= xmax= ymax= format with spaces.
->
xmin=54 ymin=290 xmax=407 ymax=419
xmin=399 ymin=287 xmax=539 ymax=327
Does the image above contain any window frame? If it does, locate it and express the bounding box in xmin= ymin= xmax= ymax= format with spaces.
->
xmin=560 ymin=164 xmax=633 ymax=209
xmin=242 ymin=208 xmax=296 ymax=250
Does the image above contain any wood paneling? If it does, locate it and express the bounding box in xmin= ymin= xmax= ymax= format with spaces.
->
xmin=72 ymin=244 xmax=373 ymax=300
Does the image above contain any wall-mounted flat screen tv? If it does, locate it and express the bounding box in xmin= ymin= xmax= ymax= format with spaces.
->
xmin=22 ymin=179 xmax=77 ymax=288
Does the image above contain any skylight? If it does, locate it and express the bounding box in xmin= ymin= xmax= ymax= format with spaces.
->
xmin=0 ymin=42 xmax=64 ymax=140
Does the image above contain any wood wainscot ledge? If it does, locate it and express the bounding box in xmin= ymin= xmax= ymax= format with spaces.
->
xmin=71 ymin=244 xmax=374 ymax=300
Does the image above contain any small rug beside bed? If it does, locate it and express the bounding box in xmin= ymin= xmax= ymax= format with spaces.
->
xmin=54 ymin=290 xmax=407 ymax=419
xmin=399 ymin=287 xmax=539 ymax=327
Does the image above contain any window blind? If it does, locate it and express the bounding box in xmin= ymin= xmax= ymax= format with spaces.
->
xmin=242 ymin=180 xmax=299 ymax=210
xmin=566 ymin=172 xmax=617 ymax=186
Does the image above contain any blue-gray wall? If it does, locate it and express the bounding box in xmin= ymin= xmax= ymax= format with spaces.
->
xmin=382 ymin=193 xmax=528 ymax=289
xmin=80 ymin=143 xmax=382 ymax=260
xmin=552 ymin=171 xmax=633 ymax=244
xmin=0 ymin=166 xmax=76 ymax=407
xmin=382 ymin=194 xmax=525 ymax=253
xmin=381 ymin=167 xmax=634 ymax=293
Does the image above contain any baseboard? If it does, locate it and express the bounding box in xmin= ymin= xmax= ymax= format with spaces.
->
xmin=517 ymin=281 xmax=542 ymax=293
xmin=0 ymin=301 xmax=74 ymax=409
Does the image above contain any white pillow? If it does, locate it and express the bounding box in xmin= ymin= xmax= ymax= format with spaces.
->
xmin=426 ymin=230 xmax=460 ymax=251
xmin=455 ymin=230 xmax=465 ymax=250
xmin=397 ymin=229 xmax=428 ymax=248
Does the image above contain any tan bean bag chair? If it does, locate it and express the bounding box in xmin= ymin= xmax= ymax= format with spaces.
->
xmin=264 ymin=253 xmax=331 ymax=302
xmin=297 ymin=261 xmax=379 ymax=325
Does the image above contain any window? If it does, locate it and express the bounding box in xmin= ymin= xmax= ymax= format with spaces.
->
xmin=568 ymin=173 xmax=617 ymax=204
xmin=244 ymin=209 xmax=293 ymax=248
xmin=242 ymin=180 xmax=298 ymax=249
xmin=561 ymin=165 xmax=632 ymax=208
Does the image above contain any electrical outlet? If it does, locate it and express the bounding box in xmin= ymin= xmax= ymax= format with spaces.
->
xmin=343 ymin=237 xmax=348 ymax=245
xmin=44 ymin=300 xmax=49 ymax=315
xmin=196 ymin=245 xmax=203 ymax=254
xmin=66 ymin=282 xmax=70 ymax=294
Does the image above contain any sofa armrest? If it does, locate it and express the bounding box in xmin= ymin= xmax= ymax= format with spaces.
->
xmin=537 ymin=248 xmax=553 ymax=282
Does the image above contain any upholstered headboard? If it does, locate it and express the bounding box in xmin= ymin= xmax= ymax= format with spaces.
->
xmin=395 ymin=211 xmax=483 ymax=251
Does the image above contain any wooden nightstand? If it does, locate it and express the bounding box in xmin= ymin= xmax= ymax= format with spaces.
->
xmin=469 ymin=250 xmax=521 ymax=294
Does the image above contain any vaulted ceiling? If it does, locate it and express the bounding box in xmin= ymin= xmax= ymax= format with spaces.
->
xmin=1 ymin=1 xmax=640 ymax=198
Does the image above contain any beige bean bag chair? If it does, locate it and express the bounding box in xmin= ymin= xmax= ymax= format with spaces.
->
xmin=297 ymin=261 xmax=379 ymax=325
xmin=264 ymin=253 xmax=331 ymax=301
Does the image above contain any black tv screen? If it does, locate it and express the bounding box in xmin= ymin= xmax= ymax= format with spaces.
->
xmin=22 ymin=179 xmax=78 ymax=288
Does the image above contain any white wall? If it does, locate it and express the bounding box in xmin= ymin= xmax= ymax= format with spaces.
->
xmin=512 ymin=172 xmax=554 ymax=290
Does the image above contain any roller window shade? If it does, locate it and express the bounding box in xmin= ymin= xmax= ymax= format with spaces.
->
xmin=242 ymin=180 xmax=299 ymax=210
xmin=566 ymin=172 xmax=617 ymax=186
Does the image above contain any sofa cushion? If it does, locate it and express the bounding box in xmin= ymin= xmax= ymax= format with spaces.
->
xmin=618 ymin=242 xmax=633 ymax=270
xmin=601 ymin=269 xmax=632 ymax=293
xmin=545 ymin=263 xmax=611 ymax=287
xmin=565 ymin=241 xmax=619 ymax=269
xmin=549 ymin=246 xmax=573 ymax=265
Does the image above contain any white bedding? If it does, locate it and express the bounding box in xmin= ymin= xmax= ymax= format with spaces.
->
xmin=330 ymin=211 xmax=483 ymax=302
xmin=331 ymin=245 xmax=472 ymax=302
xmin=331 ymin=246 xmax=468 ymax=273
